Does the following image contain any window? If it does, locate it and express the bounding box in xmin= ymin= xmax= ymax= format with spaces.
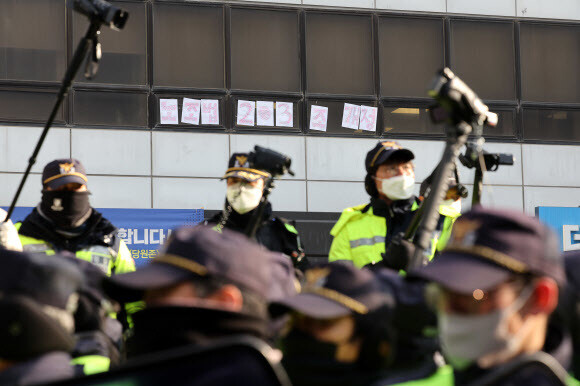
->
xmin=72 ymin=1 xmax=147 ymax=86
xmin=520 ymin=23 xmax=580 ymax=103
xmin=450 ymin=20 xmax=516 ymax=101
xmin=383 ymin=105 xmax=514 ymax=138
xmin=383 ymin=106 xmax=443 ymax=136
xmin=305 ymin=13 xmax=374 ymax=95
xmin=523 ymin=108 xmax=580 ymax=141
xmin=153 ymin=4 xmax=224 ymax=89
xmin=230 ymin=9 xmax=300 ymax=92
xmin=73 ymin=90 xmax=148 ymax=127
xmin=0 ymin=0 xmax=65 ymax=82
xmin=0 ymin=89 xmax=64 ymax=123
xmin=379 ymin=17 xmax=444 ymax=98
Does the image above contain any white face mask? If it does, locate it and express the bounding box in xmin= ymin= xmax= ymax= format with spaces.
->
xmin=441 ymin=198 xmax=462 ymax=214
xmin=438 ymin=285 xmax=535 ymax=369
xmin=378 ymin=175 xmax=415 ymax=200
xmin=226 ymin=182 xmax=263 ymax=214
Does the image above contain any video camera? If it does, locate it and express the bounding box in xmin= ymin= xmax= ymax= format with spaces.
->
xmin=249 ymin=146 xmax=294 ymax=178
xmin=459 ymin=143 xmax=514 ymax=172
xmin=68 ymin=0 xmax=128 ymax=30
xmin=429 ymin=68 xmax=498 ymax=128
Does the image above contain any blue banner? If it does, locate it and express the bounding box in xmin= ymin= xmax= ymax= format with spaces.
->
xmin=536 ymin=207 xmax=580 ymax=252
xmin=6 ymin=207 xmax=205 ymax=267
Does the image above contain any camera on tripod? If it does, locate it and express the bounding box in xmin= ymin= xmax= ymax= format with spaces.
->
xmin=459 ymin=143 xmax=514 ymax=172
xmin=69 ymin=0 xmax=128 ymax=30
xmin=249 ymin=146 xmax=294 ymax=178
xmin=428 ymin=68 xmax=498 ymax=128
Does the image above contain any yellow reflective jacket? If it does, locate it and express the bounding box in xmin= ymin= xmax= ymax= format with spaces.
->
xmin=329 ymin=200 xmax=459 ymax=269
xmin=15 ymin=222 xmax=135 ymax=276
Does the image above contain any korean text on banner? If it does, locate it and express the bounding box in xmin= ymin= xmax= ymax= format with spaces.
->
xmin=5 ymin=207 xmax=205 ymax=268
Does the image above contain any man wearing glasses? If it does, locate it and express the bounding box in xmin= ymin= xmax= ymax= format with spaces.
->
xmin=329 ymin=141 xmax=457 ymax=270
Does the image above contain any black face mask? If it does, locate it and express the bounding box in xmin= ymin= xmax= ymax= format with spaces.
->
xmin=280 ymin=329 xmax=370 ymax=386
xmin=40 ymin=190 xmax=91 ymax=229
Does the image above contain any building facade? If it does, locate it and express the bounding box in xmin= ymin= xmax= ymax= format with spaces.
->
xmin=1 ymin=0 xmax=579 ymax=256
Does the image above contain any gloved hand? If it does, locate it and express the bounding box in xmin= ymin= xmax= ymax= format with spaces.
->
xmin=0 ymin=208 xmax=23 ymax=251
xmin=382 ymin=232 xmax=416 ymax=271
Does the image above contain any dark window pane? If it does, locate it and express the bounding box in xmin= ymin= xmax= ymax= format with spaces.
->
xmin=520 ymin=24 xmax=580 ymax=103
xmin=383 ymin=107 xmax=442 ymax=135
xmin=379 ymin=17 xmax=444 ymax=98
xmin=450 ymin=20 xmax=515 ymax=101
xmin=306 ymin=14 xmax=374 ymax=95
xmin=232 ymin=97 xmax=300 ymax=131
xmin=0 ymin=0 xmax=65 ymax=81
xmin=523 ymin=109 xmax=580 ymax=141
xmin=73 ymin=2 xmax=147 ymax=85
xmin=306 ymin=100 xmax=377 ymax=135
xmin=383 ymin=106 xmax=514 ymax=137
xmin=73 ymin=90 xmax=147 ymax=127
xmin=0 ymin=89 xmax=64 ymax=123
xmin=483 ymin=109 xmax=515 ymax=137
xmin=153 ymin=4 xmax=224 ymax=89
xmin=231 ymin=9 xmax=300 ymax=92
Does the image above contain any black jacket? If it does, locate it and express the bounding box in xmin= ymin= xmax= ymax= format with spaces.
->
xmin=18 ymin=207 xmax=121 ymax=254
xmin=207 ymin=202 xmax=306 ymax=269
xmin=126 ymin=306 xmax=270 ymax=359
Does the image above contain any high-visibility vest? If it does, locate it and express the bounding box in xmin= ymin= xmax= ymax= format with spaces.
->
xmin=329 ymin=202 xmax=459 ymax=269
xmin=15 ymin=223 xmax=135 ymax=276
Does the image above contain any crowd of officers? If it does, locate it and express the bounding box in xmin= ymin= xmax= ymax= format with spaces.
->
xmin=1 ymin=140 xmax=580 ymax=386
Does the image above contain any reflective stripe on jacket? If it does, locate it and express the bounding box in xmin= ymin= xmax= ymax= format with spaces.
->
xmin=15 ymin=223 xmax=135 ymax=276
xmin=71 ymin=355 xmax=110 ymax=376
xmin=329 ymin=202 xmax=459 ymax=269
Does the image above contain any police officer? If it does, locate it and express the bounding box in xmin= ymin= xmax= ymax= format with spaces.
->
xmin=412 ymin=207 xmax=576 ymax=385
xmin=329 ymin=141 xmax=454 ymax=269
xmin=0 ymin=249 xmax=82 ymax=385
xmin=16 ymin=158 xmax=135 ymax=277
xmin=272 ymin=263 xmax=453 ymax=386
xmin=207 ymin=152 xmax=306 ymax=269
xmin=272 ymin=263 xmax=397 ymax=386
xmin=102 ymin=226 xmax=277 ymax=358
